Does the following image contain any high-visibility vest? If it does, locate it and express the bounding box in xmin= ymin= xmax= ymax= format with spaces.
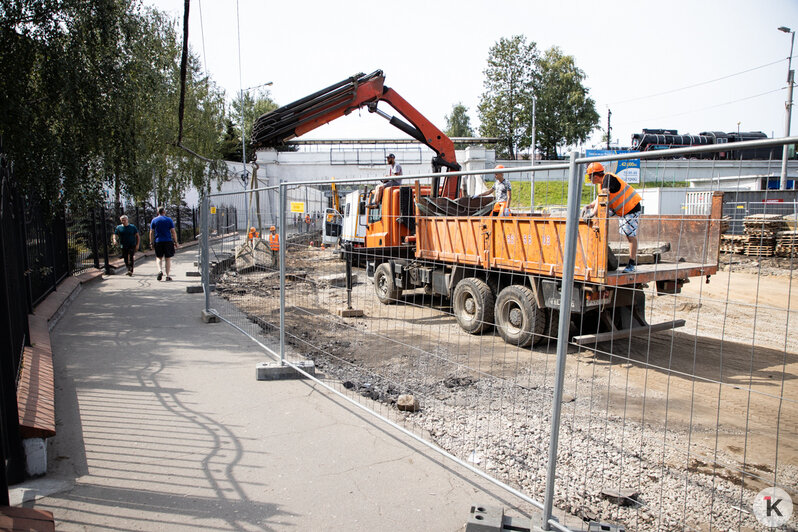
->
xmin=604 ymin=173 xmax=641 ymax=216
xmin=269 ymin=233 xmax=279 ymax=251
xmin=305 ymin=215 xmax=311 ymax=224
xmin=248 ymin=229 xmax=259 ymax=240
xmin=491 ymin=201 xmax=510 ymax=216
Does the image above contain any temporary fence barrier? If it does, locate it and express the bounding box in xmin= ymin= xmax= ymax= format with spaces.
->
xmin=201 ymin=135 xmax=798 ymax=531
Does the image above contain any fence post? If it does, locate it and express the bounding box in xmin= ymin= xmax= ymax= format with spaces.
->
xmin=100 ymin=205 xmax=110 ymax=274
xmin=541 ymin=151 xmax=583 ymax=530
xmin=279 ymin=180 xmax=286 ymax=366
xmin=192 ymin=207 xmax=197 ymax=240
xmin=201 ymin=194 xmax=210 ymax=313
xmin=47 ymin=220 xmax=57 ymax=292
xmin=176 ymin=204 xmax=182 ymax=244
xmin=90 ymin=207 xmax=100 ymax=269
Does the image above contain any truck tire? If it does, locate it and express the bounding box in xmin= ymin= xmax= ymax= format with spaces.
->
xmin=374 ymin=263 xmax=401 ymax=304
xmin=452 ymin=278 xmax=495 ymax=334
xmin=494 ymin=285 xmax=545 ymax=347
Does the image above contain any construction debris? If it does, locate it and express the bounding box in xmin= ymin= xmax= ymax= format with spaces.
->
xmin=776 ymin=230 xmax=798 ymax=257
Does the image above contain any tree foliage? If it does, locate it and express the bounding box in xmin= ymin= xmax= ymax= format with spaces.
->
xmin=0 ymin=0 xmax=226 ymax=208
xmin=444 ymin=102 xmax=474 ymax=150
xmin=477 ymin=35 xmax=538 ymax=159
xmin=477 ymin=36 xmax=599 ymax=160
xmin=223 ymin=90 xmax=278 ymax=162
xmin=535 ymin=46 xmax=599 ymax=159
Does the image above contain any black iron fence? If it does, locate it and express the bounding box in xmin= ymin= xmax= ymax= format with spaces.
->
xmin=0 ymin=147 xmax=32 ymax=491
xmin=65 ymin=202 xmax=199 ymax=275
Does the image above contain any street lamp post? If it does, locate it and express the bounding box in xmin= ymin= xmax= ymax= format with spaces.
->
xmin=779 ymin=26 xmax=795 ymax=190
xmin=530 ymin=96 xmax=536 ymax=213
xmin=240 ymin=81 xmax=274 ymax=172
xmin=239 ymin=81 xmax=273 ymax=231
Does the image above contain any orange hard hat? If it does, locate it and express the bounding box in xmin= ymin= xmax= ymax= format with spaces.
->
xmin=494 ymin=164 xmax=505 ymax=169
xmin=586 ymin=162 xmax=605 ymax=176
xmin=270 ymin=226 xmax=276 ymax=231
xmin=250 ymin=226 xmax=256 ymax=232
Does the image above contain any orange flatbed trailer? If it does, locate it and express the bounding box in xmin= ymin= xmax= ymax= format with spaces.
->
xmin=415 ymin=191 xmax=722 ymax=288
xmin=371 ymin=187 xmax=722 ymax=347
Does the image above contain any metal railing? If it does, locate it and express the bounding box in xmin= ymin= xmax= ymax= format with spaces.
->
xmin=200 ymin=135 xmax=798 ymax=531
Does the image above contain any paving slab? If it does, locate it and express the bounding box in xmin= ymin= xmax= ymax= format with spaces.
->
xmin=13 ymin=249 xmax=536 ymax=531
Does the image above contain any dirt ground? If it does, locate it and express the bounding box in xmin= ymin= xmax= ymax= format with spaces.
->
xmin=214 ymin=246 xmax=797 ymax=530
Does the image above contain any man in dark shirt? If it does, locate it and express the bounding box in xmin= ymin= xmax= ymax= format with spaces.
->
xmin=149 ymin=207 xmax=180 ymax=281
xmin=113 ymin=215 xmax=140 ymax=276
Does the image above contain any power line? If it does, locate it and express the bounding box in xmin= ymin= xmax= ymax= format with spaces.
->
xmin=610 ymin=57 xmax=790 ymax=105
xmin=614 ymin=87 xmax=786 ymax=127
xmin=197 ymin=0 xmax=208 ymax=76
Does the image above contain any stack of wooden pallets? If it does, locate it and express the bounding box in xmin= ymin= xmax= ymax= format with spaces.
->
xmin=742 ymin=214 xmax=788 ymax=257
xmin=720 ymin=234 xmax=746 ymax=254
xmin=776 ymin=230 xmax=798 ymax=258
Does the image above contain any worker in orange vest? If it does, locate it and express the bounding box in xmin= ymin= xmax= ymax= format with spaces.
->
xmin=584 ymin=162 xmax=642 ymax=273
xmin=247 ymin=226 xmax=259 ymax=242
xmin=268 ymin=225 xmax=279 ymax=266
xmin=304 ymin=213 xmax=311 ymax=232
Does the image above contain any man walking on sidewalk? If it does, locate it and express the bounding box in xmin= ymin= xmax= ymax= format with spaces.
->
xmin=149 ymin=206 xmax=180 ymax=281
xmin=113 ymin=215 xmax=140 ymax=276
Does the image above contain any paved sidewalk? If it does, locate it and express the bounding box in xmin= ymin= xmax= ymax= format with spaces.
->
xmin=12 ymin=249 xmax=533 ymax=531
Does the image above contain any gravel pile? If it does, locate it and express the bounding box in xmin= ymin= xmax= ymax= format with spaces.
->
xmin=305 ymin=346 xmax=798 ymax=531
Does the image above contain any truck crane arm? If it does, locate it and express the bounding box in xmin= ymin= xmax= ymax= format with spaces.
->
xmin=251 ymin=70 xmax=461 ymax=198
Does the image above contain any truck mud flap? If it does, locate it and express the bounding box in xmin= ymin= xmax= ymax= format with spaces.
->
xmin=572 ymin=319 xmax=686 ymax=346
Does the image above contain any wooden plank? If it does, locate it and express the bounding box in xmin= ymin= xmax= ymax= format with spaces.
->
xmin=0 ymin=506 xmax=55 ymax=532
xmin=573 ymin=319 xmax=687 ymax=346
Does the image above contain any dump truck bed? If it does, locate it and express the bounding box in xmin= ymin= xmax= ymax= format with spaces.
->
xmin=415 ymin=191 xmax=723 ymax=287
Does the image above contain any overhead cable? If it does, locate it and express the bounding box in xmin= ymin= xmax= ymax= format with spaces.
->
xmin=610 ymin=57 xmax=791 ymax=105
xmin=614 ymin=87 xmax=785 ymax=127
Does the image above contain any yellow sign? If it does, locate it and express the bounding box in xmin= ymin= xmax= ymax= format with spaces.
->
xmin=290 ymin=202 xmax=305 ymax=213
xmin=210 ymin=206 xmax=217 ymax=214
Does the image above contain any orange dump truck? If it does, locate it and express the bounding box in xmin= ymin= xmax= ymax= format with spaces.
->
xmin=371 ymin=187 xmax=723 ymax=347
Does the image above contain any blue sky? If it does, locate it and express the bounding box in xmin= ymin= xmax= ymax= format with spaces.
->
xmin=148 ymin=0 xmax=798 ymax=153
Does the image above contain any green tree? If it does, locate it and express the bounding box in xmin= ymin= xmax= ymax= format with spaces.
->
xmin=534 ymin=46 xmax=599 ymax=159
xmin=477 ymin=35 xmax=538 ymax=159
xmin=445 ymin=103 xmax=474 ymax=150
xmin=0 ymin=0 xmax=226 ymax=209
xmin=226 ymin=90 xmax=279 ymax=162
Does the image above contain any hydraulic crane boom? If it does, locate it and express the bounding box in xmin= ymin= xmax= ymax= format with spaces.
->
xmin=251 ymin=70 xmax=462 ymax=198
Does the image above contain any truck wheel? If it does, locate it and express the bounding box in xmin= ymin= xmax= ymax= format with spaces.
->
xmin=374 ymin=263 xmax=401 ymax=304
xmin=453 ymin=278 xmax=495 ymax=334
xmin=495 ymin=285 xmax=545 ymax=347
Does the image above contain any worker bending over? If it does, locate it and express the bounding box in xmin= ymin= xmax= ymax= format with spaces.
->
xmin=583 ymin=162 xmax=642 ymax=273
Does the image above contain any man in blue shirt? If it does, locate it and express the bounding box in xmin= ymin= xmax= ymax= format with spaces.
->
xmin=113 ymin=215 xmax=140 ymax=276
xmin=149 ymin=206 xmax=180 ymax=281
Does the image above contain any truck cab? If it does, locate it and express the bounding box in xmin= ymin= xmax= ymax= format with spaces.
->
xmin=341 ymin=190 xmax=367 ymax=247
xmin=365 ymin=185 xmax=426 ymax=249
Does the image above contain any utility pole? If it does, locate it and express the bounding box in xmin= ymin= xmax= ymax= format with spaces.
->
xmin=606 ymin=109 xmax=612 ymax=150
xmin=779 ymin=26 xmax=795 ymax=190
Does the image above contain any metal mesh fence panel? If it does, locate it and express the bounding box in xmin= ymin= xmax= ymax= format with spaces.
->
xmin=202 ymin=139 xmax=797 ymax=531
